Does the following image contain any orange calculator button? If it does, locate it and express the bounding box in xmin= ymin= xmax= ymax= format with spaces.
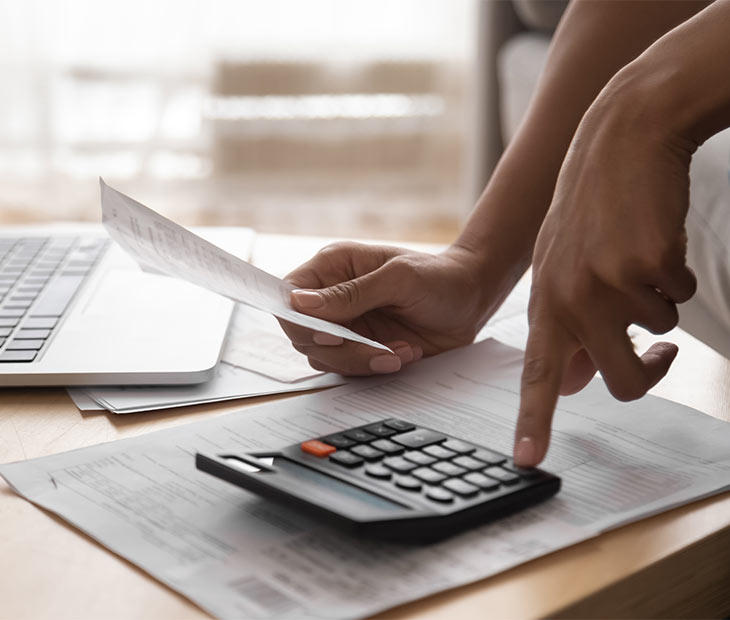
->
xmin=301 ymin=440 xmax=336 ymax=457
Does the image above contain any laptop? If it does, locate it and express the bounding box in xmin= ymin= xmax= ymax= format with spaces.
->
xmin=0 ymin=223 xmax=252 ymax=386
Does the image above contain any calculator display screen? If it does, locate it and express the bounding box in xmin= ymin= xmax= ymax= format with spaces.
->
xmin=270 ymin=457 xmax=406 ymax=512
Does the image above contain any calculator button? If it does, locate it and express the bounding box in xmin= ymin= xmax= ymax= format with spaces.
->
xmin=344 ymin=429 xmax=376 ymax=443
xmin=483 ymin=466 xmax=521 ymax=485
xmin=440 ymin=439 xmax=476 ymax=455
xmin=472 ymin=448 xmax=507 ymax=466
xmin=423 ymin=444 xmax=457 ymax=460
xmin=365 ymin=464 xmax=392 ymax=480
xmin=463 ymin=472 xmax=500 ymax=491
xmin=370 ymin=439 xmax=404 ymax=455
xmin=412 ymin=467 xmax=447 ymax=484
xmin=442 ymin=478 xmax=479 ymax=497
xmin=403 ymin=450 xmax=437 ymax=466
xmin=451 ymin=456 xmax=484 ymax=471
xmin=363 ymin=422 xmax=397 ymax=437
xmin=300 ymin=440 xmax=336 ymax=457
xmin=395 ymin=475 xmax=422 ymax=491
xmin=383 ymin=456 xmax=417 ymax=473
xmin=351 ymin=444 xmax=385 ymax=462
xmin=383 ymin=419 xmax=415 ymax=432
xmin=426 ymin=487 xmax=454 ymax=503
xmin=329 ymin=451 xmax=364 ymax=468
xmin=391 ymin=429 xmax=445 ymax=449
xmin=503 ymin=462 xmax=541 ymax=479
xmin=320 ymin=434 xmax=355 ymax=449
xmin=432 ymin=461 xmax=467 ymax=477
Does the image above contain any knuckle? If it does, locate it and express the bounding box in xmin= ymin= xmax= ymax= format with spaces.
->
xmin=291 ymin=342 xmax=309 ymax=355
xmin=308 ymin=358 xmax=328 ymax=372
xmin=328 ymin=280 xmax=361 ymax=306
xmin=657 ymin=243 xmax=684 ymax=274
xmin=385 ymin=254 xmax=417 ymax=276
xmin=317 ymin=241 xmax=360 ymax=261
xmin=521 ymin=356 xmax=552 ymax=388
xmin=676 ymin=269 xmax=698 ymax=302
xmin=384 ymin=255 xmax=424 ymax=292
xmin=608 ymin=377 xmax=646 ymax=402
xmin=650 ymin=305 xmax=679 ymax=335
xmin=284 ymin=266 xmax=316 ymax=288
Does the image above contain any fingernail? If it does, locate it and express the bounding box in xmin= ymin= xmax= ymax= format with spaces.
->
xmin=369 ymin=355 xmax=402 ymax=373
xmin=514 ymin=437 xmax=539 ymax=467
xmin=313 ymin=332 xmax=343 ymax=346
xmin=394 ymin=345 xmax=414 ymax=364
xmin=292 ymin=290 xmax=324 ymax=309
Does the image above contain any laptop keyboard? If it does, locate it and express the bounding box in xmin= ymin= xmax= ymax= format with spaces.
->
xmin=0 ymin=236 xmax=109 ymax=363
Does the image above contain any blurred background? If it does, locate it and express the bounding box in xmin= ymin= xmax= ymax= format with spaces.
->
xmin=0 ymin=0 xmax=480 ymax=242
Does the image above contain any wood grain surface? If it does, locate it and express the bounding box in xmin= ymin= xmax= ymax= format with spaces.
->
xmin=2 ymin=234 xmax=730 ymax=619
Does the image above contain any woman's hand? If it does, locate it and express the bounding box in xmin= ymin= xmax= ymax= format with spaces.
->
xmin=514 ymin=85 xmax=697 ymax=467
xmin=279 ymin=242 xmax=500 ymax=376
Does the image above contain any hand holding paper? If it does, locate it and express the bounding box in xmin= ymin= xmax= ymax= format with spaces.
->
xmin=100 ymin=179 xmax=390 ymax=352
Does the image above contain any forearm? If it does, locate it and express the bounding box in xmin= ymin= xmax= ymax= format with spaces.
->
xmin=598 ymin=0 xmax=730 ymax=151
xmin=454 ymin=0 xmax=709 ymax=310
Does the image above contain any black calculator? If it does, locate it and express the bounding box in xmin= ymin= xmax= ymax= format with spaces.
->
xmin=196 ymin=419 xmax=561 ymax=542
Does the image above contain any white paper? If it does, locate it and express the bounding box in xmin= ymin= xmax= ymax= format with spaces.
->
xmin=66 ymin=388 xmax=105 ymax=411
xmin=100 ymin=179 xmax=390 ymax=353
xmin=86 ymin=361 xmax=344 ymax=414
xmin=5 ymin=340 xmax=730 ymax=619
xmin=222 ymin=307 xmax=323 ymax=383
xmin=477 ymin=273 xmax=530 ymax=350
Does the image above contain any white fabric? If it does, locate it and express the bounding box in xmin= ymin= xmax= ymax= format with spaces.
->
xmin=680 ymin=129 xmax=730 ymax=358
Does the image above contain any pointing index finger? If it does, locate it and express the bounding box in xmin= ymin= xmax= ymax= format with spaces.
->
xmin=514 ymin=319 xmax=569 ymax=467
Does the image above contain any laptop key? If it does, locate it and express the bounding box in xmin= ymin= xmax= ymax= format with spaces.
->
xmin=5 ymin=300 xmax=32 ymax=309
xmin=0 ymin=350 xmax=37 ymax=362
xmin=0 ymin=318 xmax=19 ymax=328
xmin=0 ymin=327 xmax=12 ymax=337
xmin=15 ymin=329 xmax=51 ymax=339
xmin=23 ymin=317 xmax=57 ymax=329
xmin=6 ymin=339 xmax=45 ymax=350
xmin=0 ymin=309 xmax=25 ymax=318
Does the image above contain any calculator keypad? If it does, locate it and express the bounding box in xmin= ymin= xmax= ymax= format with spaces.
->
xmin=350 ymin=445 xmax=384 ymax=461
xmin=329 ymin=451 xmax=364 ymax=468
xmin=391 ymin=428 xmax=446 ymax=449
xmin=365 ymin=463 xmax=392 ymax=479
xmin=299 ymin=419 xmax=539 ymax=506
xmin=370 ymin=439 xmax=404 ymax=455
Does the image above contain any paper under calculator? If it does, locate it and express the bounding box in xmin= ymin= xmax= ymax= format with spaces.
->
xmin=196 ymin=418 xmax=561 ymax=541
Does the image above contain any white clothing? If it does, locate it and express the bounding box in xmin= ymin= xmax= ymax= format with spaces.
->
xmin=680 ymin=128 xmax=730 ymax=358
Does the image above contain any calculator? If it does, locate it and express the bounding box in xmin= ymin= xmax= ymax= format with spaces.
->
xmin=196 ymin=418 xmax=561 ymax=542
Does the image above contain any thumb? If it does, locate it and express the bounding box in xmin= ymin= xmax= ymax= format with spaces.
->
xmin=291 ymin=267 xmax=400 ymax=323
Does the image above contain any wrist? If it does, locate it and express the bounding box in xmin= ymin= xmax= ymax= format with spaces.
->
xmin=442 ymin=239 xmax=526 ymax=324
xmin=597 ymin=4 xmax=730 ymax=150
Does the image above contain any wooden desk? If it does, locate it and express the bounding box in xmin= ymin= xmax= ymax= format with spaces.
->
xmin=2 ymin=234 xmax=730 ymax=619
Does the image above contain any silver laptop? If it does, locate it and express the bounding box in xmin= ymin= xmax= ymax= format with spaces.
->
xmin=0 ymin=224 xmax=247 ymax=386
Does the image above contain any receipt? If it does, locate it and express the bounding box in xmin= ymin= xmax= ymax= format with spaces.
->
xmin=100 ymin=179 xmax=390 ymax=352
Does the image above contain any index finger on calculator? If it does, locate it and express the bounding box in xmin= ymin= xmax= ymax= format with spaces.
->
xmin=514 ymin=319 xmax=567 ymax=467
